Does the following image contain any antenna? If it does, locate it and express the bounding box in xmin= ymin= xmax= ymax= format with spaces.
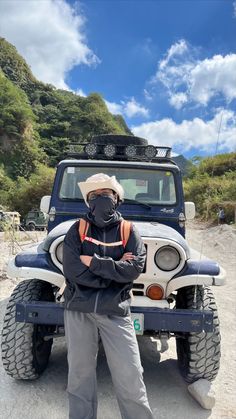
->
xmin=214 ymin=110 xmax=224 ymax=156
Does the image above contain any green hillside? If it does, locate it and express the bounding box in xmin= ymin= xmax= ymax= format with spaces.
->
xmin=0 ymin=38 xmax=132 ymax=215
xmin=0 ymin=38 xmax=131 ymax=169
xmin=172 ymin=154 xmax=193 ymax=176
xmin=184 ymin=152 xmax=236 ymax=222
xmin=0 ymin=37 xmax=39 ymax=95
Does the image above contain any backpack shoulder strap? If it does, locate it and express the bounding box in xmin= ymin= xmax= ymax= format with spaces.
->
xmin=78 ymin=219 xmax=90 ymax=242
xmin=120 ymin=220 xmax=132 ymax=248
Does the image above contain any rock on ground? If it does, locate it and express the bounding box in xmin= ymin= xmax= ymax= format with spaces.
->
xmin=188 ymin=379 xmax=215 ymax=410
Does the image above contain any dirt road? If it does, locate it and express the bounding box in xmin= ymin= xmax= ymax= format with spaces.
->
xmin=0 ymin=223 xmax=236 ymax=419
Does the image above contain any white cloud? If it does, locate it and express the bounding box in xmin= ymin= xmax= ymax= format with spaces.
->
xmin=153 ymin=39 xmax=236 ymax=109
xmin=124 ymin=98 xmax=149 ymax=118
xmin=105 ymin=98 xmax=149 ymax=118
xmin=76 ymin=88 xmax=87 ymax=97
xmin=132 ymin=110 xmax=236 ymax=154
xmin=189 ymin=54 xmax=236 ymax=105
xmin=233 ymin=1 xmax=236 ymax=17
xmin=105 ymin=100 xmax=123 ymax=115
xmin=0 ymin=0 xmax=99 ymax=89
xmin=143 ymin=88 xmax=153 ymax=101
xmin=159 ymin=39 xmax=188 ymax=70
xmin=169 ymin=92 xmax=188 ymax=109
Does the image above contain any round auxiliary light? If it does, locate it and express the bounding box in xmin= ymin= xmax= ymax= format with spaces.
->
xmin=56 ymin=242 xmax=63 ymax=264
xmin=155 ymin=246 xmax=180 ymax=271
xmin=146 ymin=284 xmax=164 ymax=300
xmin=145 ymin=145 xmax=157 ymax=159
xmin=84 ymin=143 xmax=98 ymax=157
xmin=104 ymin=144 xmax=116 ymax=158
xmin=125 ymin=145 xmax=137 ymax=158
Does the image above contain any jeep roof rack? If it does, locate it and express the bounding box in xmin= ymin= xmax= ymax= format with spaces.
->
xmin=64 ymin=135 xmax=176 ymax=164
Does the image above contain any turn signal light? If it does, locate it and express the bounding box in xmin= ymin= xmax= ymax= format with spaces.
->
xmin=146 ymin=284 xmax=164 ymax=300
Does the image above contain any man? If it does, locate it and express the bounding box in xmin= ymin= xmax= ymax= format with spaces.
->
xmin=217 ymin=207 xmax=226 ymax=225
xmin=63 ymin=173 xmax=154 ymax=419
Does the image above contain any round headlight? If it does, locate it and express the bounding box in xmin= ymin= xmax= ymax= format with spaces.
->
xmin=125 ymin=145 xmax=137 ymax=158
xmin=104 ymin=144 xmax=116 ymax=157
xmin=56 ymin=242 xmax=63 ymax=263
xmin=155 ymin=246 xmax=180 ymax=271
xmin=84 ymin=143 xmax=98 ymax=157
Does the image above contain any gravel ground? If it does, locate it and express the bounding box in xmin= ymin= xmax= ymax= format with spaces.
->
xmin=0 ymin=222 xmax=236 ymax=419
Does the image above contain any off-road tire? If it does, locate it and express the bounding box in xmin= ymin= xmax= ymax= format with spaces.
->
xmin=1 ymin=279 xmax=54 ymax=380
xmin=176 ymin=286 xmax=220 ymax=383
xmin=28 ymin=223 xmax=36 ymax=231
xmin=91 ymin=134 xmax=148 ymax=146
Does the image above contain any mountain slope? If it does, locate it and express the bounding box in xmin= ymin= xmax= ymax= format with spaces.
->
xmin=0 ymin=38 xmax=132 ymax=168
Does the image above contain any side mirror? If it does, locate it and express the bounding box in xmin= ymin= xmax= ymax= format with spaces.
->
xmin=40 ymin=196 xmax=51 ymax=214
xmin=185 ymin=202 xmax=195 ymax=220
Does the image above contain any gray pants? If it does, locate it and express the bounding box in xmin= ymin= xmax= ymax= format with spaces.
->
xmin=64 ymin=310 xmax=154 ymax=419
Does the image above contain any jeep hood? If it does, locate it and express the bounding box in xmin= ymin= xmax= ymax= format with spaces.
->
xmin=43 ymin=219 xmax=190 ymax=257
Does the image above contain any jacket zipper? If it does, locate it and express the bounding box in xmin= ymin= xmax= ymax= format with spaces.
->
xmin=94 ymin=229 xmax=106 ymax=313
xmin=94 ymin=290 xmax=100 ymax=313
xmin=103 ymin=230 xmax=106 ymax=256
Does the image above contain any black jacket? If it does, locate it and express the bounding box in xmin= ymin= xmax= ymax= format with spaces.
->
xmin=63 ymin=214 xmax=146 ymax=316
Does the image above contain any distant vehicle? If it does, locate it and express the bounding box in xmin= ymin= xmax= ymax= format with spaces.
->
xmin=0 ymin=211 xmax=21 ymax=230
xmin=24 ymin=210 xmax=48 ymax=231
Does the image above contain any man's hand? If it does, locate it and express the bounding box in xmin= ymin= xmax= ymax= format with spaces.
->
xmin=80 ymin=255 xmax=93 ymax=267
xmin=120 ymin=252 xmax=135 ymax=261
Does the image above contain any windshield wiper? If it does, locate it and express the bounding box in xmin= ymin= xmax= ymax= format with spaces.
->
xmin=123 ymin=199 xmax=151 ymax=209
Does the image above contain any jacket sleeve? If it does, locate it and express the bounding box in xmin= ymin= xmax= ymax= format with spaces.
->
xmin=63 ymin=222 xmax=110 ymax=288
xmin=89 ymin=224 xmax=146 ymax=283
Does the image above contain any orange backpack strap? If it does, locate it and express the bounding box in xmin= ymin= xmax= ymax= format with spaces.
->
xmin=78 ymin=219 xmax=90 ymax=242
xmin=78 ymin=218 xmax=131 ymax=248
xmin=120 ymin=220 xmax=132 ymax=248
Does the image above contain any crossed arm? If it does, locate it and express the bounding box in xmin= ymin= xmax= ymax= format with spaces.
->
xmin=80 ymin=252 xmax=134 ymax=266
xmin=63 ymin=221 xmax=146 ymax=286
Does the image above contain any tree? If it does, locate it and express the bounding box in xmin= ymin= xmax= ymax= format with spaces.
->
xmin=0 ymin=71 xmax=45 ymax=179
xmin=0 ymin=164 xmax=14 ymax=208
xmin=8 ymin=164 xmax=55 ymax=217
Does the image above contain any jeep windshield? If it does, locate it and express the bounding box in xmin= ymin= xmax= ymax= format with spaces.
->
xmin=59 ymin=166 xmax=176 ymax=206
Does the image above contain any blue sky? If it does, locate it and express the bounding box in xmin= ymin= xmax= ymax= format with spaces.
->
xmin=0 ymin=0 xmax=236 ymax=157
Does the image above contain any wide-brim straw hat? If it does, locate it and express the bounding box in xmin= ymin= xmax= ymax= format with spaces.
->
xmin=78 ymin=173 xmax=124 ymax=206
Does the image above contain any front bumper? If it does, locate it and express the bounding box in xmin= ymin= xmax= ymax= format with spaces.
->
xmin=15 ymin=301 xmax=214 ymax=333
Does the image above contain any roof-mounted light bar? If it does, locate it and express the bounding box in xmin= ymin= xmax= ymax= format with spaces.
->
xmin=66 ymin=143 xmax=172 ymax=162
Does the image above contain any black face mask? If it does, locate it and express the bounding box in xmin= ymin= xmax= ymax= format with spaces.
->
xmin=88 ymin=195 xmax=118 ymax=228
